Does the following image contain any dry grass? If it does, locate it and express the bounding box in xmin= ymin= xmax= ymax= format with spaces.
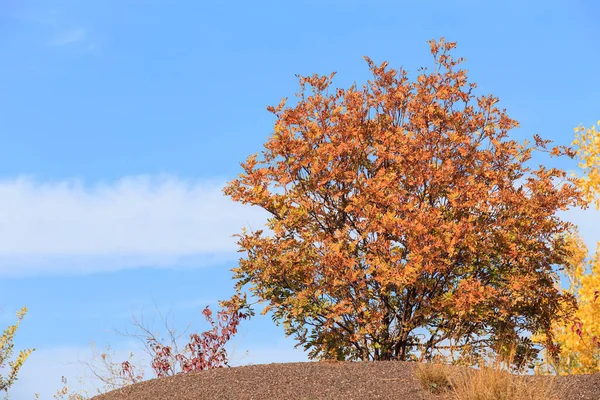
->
xmin=449 ymin=365 xmax=557 ymax=400
xmin=415 ymin=362 xmax=453 ymax=394
xmin=416 ymin=351 xmax=559 ymax=400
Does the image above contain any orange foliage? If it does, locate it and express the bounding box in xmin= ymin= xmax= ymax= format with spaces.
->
xmin=224 ymin=38 xmax=586 ymax=365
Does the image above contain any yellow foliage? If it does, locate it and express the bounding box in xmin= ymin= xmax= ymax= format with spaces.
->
xmin=572 ymin=121 xmax=600 ymax=210
xmin=0 ymin=306 xmax=35 ymax=394
xmin=539 ymin=230 xmax=600 ymax=375
xmin=540 ymin=120 xmax=600 ymax=374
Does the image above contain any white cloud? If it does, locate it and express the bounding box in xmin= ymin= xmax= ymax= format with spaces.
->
xmin=7 ymin=9 xmax=97 ymax=51
xmin=0 ymin=175 xmax=269 ymax=277
xmin=8 ymin=9 xmax=98 ymax=52
xmin=50 ymin=27 xmax=87 ymax=46
xmin=1 ymin=174 xmax=594 ymax=278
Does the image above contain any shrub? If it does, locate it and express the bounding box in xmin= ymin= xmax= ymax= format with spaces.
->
xmin=0 ymin=306 xmax=34 ymax=396
xmin=53 ymin=295 xmax=250 ymax=398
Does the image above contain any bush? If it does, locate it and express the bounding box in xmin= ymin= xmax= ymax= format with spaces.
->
xmin=0 ymin=306 xmax=34 ymax=397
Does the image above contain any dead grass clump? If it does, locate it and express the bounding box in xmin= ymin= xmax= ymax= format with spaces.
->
xmin=415 ymin=362 xmax=453 ymax=394
xmin=416 ymin=350 xmax=558 ymax=400
xmin=449 ymin=365 xmax=557 ymax=400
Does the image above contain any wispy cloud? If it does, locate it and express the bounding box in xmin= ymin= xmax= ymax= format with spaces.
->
xmin=8 ymin=8 xmax=96 ymax=51
xmin=50 ymin=27 xmax=87 ymax=47
xmin=0 ymin=174 xmax=595 ymax=277
xmin=0 ymin=176 xmax=268 ymax=277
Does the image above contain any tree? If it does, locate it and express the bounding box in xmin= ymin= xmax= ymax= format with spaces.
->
xmin=534 ymin=229 xmax=600 ymax=375
xmin=1 ymin=306 xmax=34 ymax=395
xmin=572 ymin=121 xmax=600 ymax=210
xmin=536 ymin=120 xmax=600 ymax=375
xmin=224 ymin=38 xmax=586 ymax=366
xmin=571 ymin=119 xmax=600 ymax=333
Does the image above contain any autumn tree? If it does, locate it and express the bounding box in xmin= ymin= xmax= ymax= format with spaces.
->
xmin=536 ymin=121 xmax=600 ymax=375
xmin=224 ymin=38 xmax=586 ymax=366
xmin=534 ymin=228 xmax=600 ymax=375
xmin=573 ymin=121 xmax=600 ymax=210
xmin=572 ymin=119 xmax=600 ymax=320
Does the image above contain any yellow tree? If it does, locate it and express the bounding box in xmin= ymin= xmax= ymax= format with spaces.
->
xmin=0 ymin=306 xmax=35 ymax=394
xmin=573 ymin=121 xmax=600 ymax=210
xmin=545 ymin=120 xmax=600 ymax=374
xmin=539 ymin=229 xmax=600 ymax=375
xmin=572 ymin=120 xmax=600 ymax=311
xmin=537 ymin=121 xmax=600 ymax=375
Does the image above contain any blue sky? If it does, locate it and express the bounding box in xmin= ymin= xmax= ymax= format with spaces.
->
xmin=1 ymin=0 xmax=599 ymax=398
